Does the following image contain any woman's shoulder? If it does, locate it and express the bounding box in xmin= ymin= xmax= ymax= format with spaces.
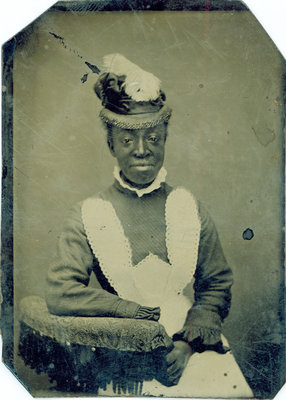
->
xmin=166 ymin=185 xmax=213 ymax=228
xmin=63 ymin=190 xmax=109 ymax=229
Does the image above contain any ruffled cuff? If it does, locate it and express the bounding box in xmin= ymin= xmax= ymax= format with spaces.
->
xmin=135 ymin=306 xmax=161 ymax=321
xmin=172 ymin=308 xmax=230 ymax=354
xmin=173 ymin=325 xmax=221 ymax=345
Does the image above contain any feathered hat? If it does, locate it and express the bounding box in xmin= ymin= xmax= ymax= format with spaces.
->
xmin=94 ymin=54 xmax=172 ymax=129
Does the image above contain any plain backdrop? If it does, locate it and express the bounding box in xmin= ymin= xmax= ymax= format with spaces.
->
xmin=1 ymin=1 xmax=286 ymax=400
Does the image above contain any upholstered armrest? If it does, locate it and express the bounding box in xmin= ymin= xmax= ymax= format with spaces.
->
xmin=19 ymin=296 xmax=173 ymax=352
xmin=18 ymin=296 xmax=175 ymax=394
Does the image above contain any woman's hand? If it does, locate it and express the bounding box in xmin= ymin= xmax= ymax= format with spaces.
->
xmin=165 ymin=340 xmax=193 ymax=385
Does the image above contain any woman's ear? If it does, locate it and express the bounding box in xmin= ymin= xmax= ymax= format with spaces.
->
xmin=164 ymin=123 xmax=168 ymax=142
xmin=107 ymin=137 xmax=115 ymax=156
xmin=106 ymin=125 xmax=116 ymax=157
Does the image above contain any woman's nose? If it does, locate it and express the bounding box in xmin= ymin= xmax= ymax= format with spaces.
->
xmin=134 ymin=137 xmax=149 ymax=157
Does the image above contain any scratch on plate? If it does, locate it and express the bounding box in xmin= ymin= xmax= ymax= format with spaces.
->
xmin=49 ymin=32 xmax=101 ymax=83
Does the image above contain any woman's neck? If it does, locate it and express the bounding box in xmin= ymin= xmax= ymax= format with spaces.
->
xmin=120 ymin=171 xmax=154 ymax=189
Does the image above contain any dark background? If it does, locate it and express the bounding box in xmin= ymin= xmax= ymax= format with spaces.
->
xmin=7 ymin=4 xmax=285 ymax=398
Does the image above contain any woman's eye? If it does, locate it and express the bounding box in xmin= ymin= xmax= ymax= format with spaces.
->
xmin=148 ymin=136 xmax=158 ymax=142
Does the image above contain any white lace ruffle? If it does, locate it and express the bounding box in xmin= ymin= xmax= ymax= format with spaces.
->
xmin=165 ymin=187 xmax=201 ymax=294
xmin=113 ymin=165 xmax=167 ymax=197
xmin=81 ymin=198 xmax=133 ymax=297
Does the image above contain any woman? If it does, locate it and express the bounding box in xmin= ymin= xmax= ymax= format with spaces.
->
xmin=46 ymin=54 xmax=253 ymax=397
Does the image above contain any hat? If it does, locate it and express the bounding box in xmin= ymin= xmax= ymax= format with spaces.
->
xmin=94 ymin=54 xmax=172 ymax=129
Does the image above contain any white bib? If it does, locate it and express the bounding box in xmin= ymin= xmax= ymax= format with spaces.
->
xmin=82 ymin=187 xmax=201 ymax=336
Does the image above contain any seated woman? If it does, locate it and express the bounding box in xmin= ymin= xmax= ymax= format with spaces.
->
xmin=45 ymin=54 xmax=253 ymax=397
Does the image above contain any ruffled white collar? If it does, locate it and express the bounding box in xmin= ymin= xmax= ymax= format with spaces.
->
xmin=113 ymin=165 xmax=167 ymax=197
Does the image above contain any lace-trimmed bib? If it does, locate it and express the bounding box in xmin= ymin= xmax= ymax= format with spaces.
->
xmin=82 ymin=187 xmax=201 ymax=335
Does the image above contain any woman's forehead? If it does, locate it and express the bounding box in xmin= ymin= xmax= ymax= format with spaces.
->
xmin=113 ymin=124 xmax=166 ymax=136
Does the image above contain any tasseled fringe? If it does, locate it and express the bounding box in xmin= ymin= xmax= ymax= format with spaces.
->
xmin=18 ymin=322 xmax=170 ymax=394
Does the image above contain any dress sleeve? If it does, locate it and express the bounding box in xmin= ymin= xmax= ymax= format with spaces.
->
xmin=45 ymin=203 xmax=141 ymax=318
xmin=172 ymin=203 xmax=233 ymax=353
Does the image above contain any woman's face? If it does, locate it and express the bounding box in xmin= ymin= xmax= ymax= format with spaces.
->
xmin=108 ymin=123 xmax=167 ymax=188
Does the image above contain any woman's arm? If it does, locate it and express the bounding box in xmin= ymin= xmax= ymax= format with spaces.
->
xmin=164 ymin=203 xmax=232 ymax=385
xmin=45 ymin=203 xmax=149 ymax=318
xmin=172 ymin=202 xmax=233 ymax=352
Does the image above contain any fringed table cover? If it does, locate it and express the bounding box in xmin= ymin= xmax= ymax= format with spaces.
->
xmin=18 ymin=296 xmax=174 ymax=394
